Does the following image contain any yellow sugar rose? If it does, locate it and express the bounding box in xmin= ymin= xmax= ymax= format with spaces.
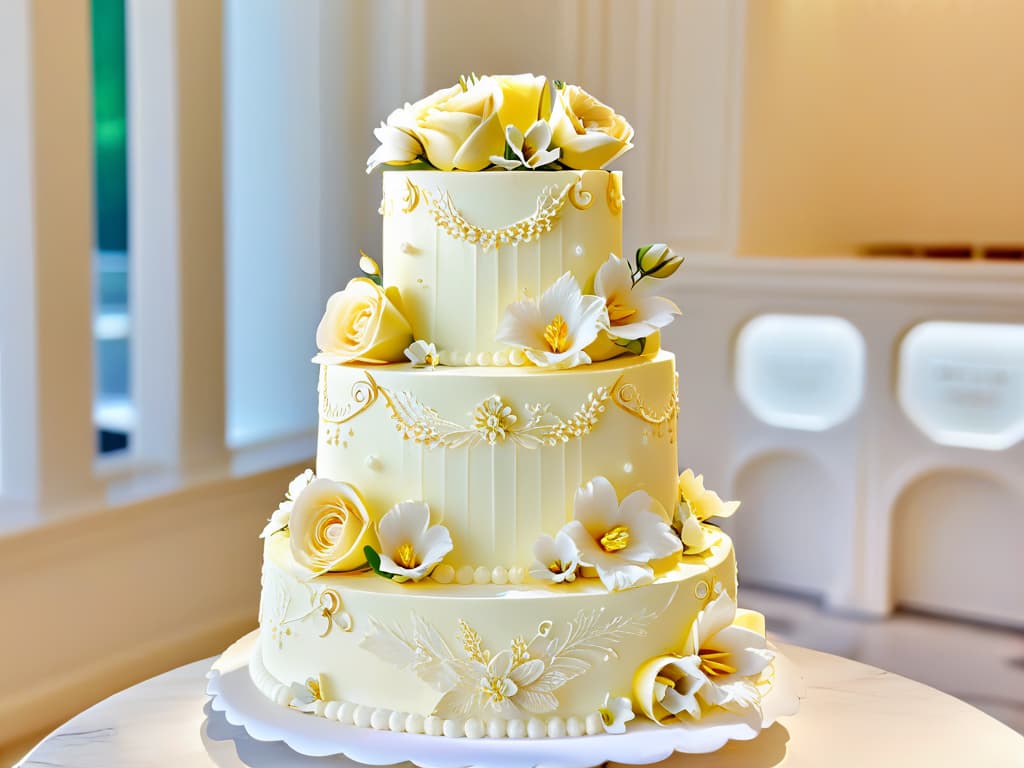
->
xmin=488 ymin=73 xmax=550 ymax=133
xmin=288 ymin=478 xmax=376 ymax=577
xmin=550 ymin=84 xmax=634 ymax=169
xmin=315 ymin=278 xmax=413 ymax=364
xmin=413 ymin=77 xmax=506 ymax=171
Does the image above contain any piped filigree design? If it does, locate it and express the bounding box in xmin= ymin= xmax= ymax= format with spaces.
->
xmin=319 ymin=366 xmax=379 ymax=424
xmin=611 ymin=373 xmax=679 ymax=444
xmin=259 ymin=565 xmax=353 ymax=647
xmin=607 ymin=173 xmax=624 ymax=214
xmin=398 ymin=177 xmax=600 ymax=250
xmin=358 ymin=596 xmax=672 ymax=719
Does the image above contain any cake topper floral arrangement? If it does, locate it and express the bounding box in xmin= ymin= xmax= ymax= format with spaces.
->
xmin=367 ymin=74 xmax=634 ymax=173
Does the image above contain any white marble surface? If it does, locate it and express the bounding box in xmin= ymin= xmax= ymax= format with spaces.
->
xmin=16 ymin=643 xmax=1024 ymax=768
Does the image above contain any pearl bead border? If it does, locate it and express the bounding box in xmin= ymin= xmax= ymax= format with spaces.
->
xmin=249 ymin=644 xmax=607 ymax=739
xmin=429 ymin=564 xmax=527 ymax=586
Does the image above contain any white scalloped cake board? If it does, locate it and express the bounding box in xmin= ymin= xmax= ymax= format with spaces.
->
xmin=206 ymin=631 xmax=801 ymax=768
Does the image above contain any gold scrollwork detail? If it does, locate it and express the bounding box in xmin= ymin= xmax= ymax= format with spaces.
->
xmin=606 ymin=172 xmax=624 ymax=214
xmin=316 ymin=589 xmax=353 ymax=636
xmin=611 ymin=373 xmax=678 ymax=444
xmin=319 ymin=366 xmax=380 ymax=424
xmin=400 ymin=176 xmax=420 ymax=213
xmin=407 ymin=179 xmax=574 ymax=250
xmin=567 ymin=177 xmax=594 ymax=210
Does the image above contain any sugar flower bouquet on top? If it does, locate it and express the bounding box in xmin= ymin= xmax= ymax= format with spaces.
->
xmin=367 ymin=74 xmax=634 ymax=173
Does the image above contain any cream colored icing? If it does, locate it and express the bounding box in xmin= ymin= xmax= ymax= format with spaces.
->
xmin=381 ymin=170 xmax=622 ymax=358
xmin=256 ymin=533 xmax=737 ymax=736
xmin=316 ymin=351 xmax=679 ymax=569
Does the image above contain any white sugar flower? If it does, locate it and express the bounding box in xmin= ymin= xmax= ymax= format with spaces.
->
xmin=375 ymin=500 xmax=453 ymax=582
xmin=288 ymin=675 xmax=325 ymax=713
xmin=405 ymin=339 xmax=440 ymax=369
xmin=598 ymin=693 xmax=635 ymax=734
xmin=259 ymin=468 xmax=315 ymax=538
xmin=562 ymin=477 xmax=681 ymax=591
xmin=634 ymin=590 xmax=774 ymax=729
xmin=593 ymin=253 xmax=681 ymax=341
xmin=529 ymin=530 xmax=581 ymax=584
xmin=496 ymin=272 xmax=609 ymax=370
xmin=365 ymin=115 xmax=426 ymax=173
xmin=490 ymin=120 xmax=561 ymax=170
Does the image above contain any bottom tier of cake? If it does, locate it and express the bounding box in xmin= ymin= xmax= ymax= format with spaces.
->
xmin=254 ymin=533 xmax=744 ymax=739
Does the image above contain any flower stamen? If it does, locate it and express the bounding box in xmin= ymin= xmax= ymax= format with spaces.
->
xmin=606 ymin=299 xmax=637 ymax=324
xmin=599 ymin=525 xmax=630 ymax=552
xmin=698 ymin=649 xmax=737 ymax=677
xmin=543 ymin=314 xmax=570 ymax=353
xmin=395 ymin=542 xmax=419 ymax=569
xmin=547 ymin=559 xmax=565 ymax=574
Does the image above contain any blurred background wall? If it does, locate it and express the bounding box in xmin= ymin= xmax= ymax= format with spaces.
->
xmin=1 ymin=0 xmax=1022 ymax=755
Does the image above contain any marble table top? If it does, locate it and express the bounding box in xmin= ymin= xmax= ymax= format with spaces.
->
xmin=16 ymin=643 xmax=1024 ymax=768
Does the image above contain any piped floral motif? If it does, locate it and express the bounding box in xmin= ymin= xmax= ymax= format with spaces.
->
xmin=473 ymin=395 xmax=518 ymax=444
xmin=561 ymin=477 xmax=682 ymax=591
xmin=359 ymin=600 xmax=666 ymax=720
xmin=260 ymin=468 xmax=315 ymax=539
xmin=369 ymin=500 xmax=453 ymax=582
xmin=674 ymin=469 xmax=740 ymax=556
xmin=529 ymin=530 xmax=581 ymax=584
xmin=633 ymin=589 xmax=773 ymax=730
xmin=496 ymin=272 xmax=609 ymax=369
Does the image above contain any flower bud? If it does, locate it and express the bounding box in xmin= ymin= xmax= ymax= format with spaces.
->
xmin=635 ymin=244 xmax=683 ymax=280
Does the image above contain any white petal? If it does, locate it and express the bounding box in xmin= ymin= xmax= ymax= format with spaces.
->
xmin=538 ymin=272 xmax=585 ymax=322
xmin=617 ymin=491 xmax=681 ymax=562
xmin=417 ymin=522 xmax=454 ymax=564
xmin=490 ymin=155 xmax=523 ymax=170
xmin=377 ymin=500 xmax=431 ymax=553
xmin=525 ymin=146 xmax=560 ymax=168
xmin=496 ymin=296 xmax=547 ymax=349
xmin=593 ymin=253 xmax=634 ymax=301
xmin=594 ymin=561 xmax=653 ymax=591
xmin=572 ymin=477 xmax=622 ymax=536
xmin=609 ymin=295 xmax=682 ymax=340
xmin=554 ymin=528 xmax=581 ymax=568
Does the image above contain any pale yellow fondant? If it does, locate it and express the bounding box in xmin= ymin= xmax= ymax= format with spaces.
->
xmin=257 ymin=532 xmax=737 ymax=728
xmin=316 ymin=351 xmax=679 ymax=569
xmin=381 ymin=170 xmax=623 ymax=358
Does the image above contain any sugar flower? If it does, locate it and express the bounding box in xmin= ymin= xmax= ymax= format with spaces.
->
xmin=593 ymin=253 xmax=681 ymax=341
xmin=549 ymin=83 xmax=634 ymax=170
xmin=288 ymin=478 xmax=376 ymax=578
xmin=634 ymin=590 xmax=773 ymax=729
xmin=678 ymin=469 xmax=740 ymax=523
xmin=562 ymin=476 xmax=681 ymax=591
xmin=674 ymin=470 xmax=738 ymax=556
xmin=599 ymin=693 xmax=635 ymax=734
xmin=405 ymin=339 xmax=439 ymax=369
xmin=490 ymin=120 xmax=560 ymax=170
xmin=529 ymin=530 xmax=581 ymax=584
xmin=288 ymin=675 xmax=326 ymax=713
xmin=374 ymin=500 xmax=453 ymax=582
xmin=496 ymin=272 xmax=609 ymax=370
xmin=260 ymin=468 xmax=315 ymax=539
xmin=314 ymin=278 xmax=413 ymax=365
xmin=635 ymin=244 xmax=684 ymax=280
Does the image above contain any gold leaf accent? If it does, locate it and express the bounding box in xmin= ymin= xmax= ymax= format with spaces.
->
xmin=407 ymin=179 xmax=574 ymax=251
xmin=401 ymin=176 xmax=420 ymax=213
xmin=567 ymin=176 xmax=594 ymax=210
xmin=611 ymin=373 xmax=679 ymax=444
xmin=607 ymin=172 xmax=624 ymax=214
xmin=319 ymin=366 xmax=380 ymax=424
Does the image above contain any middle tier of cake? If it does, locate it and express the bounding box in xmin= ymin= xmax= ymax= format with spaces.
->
xmin=317 ymin=351 xmax=680 ymax=571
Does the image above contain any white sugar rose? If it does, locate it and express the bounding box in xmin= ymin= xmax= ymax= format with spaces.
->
xmin=314 ymin=278 xmax=413 ymax=365
xmin=288 ymin=478 xmax=377 ymax=578
xmin=550 ymin=84 xmax=634 ymax=169
xmin=414 ymin=77 xmax=506 ymax=171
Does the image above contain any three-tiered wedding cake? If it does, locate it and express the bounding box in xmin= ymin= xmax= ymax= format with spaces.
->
xmin=252 ymin=74 xmax=777 ymax=742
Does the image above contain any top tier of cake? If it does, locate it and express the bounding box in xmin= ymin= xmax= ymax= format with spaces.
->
xmin=381 ymin=169 xmax=623 ymax=365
